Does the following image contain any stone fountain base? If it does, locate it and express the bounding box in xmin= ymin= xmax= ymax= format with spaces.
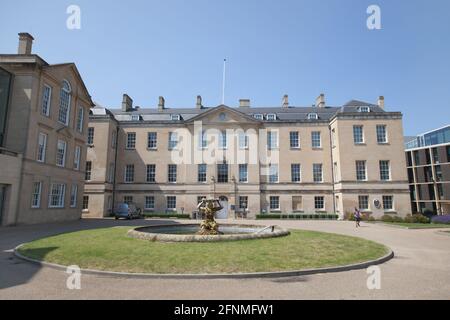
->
xmin=128 ymin=224 xmax=290 ymax=243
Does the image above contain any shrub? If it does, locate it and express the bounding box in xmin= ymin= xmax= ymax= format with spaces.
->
xmin=368 ymin=216 xmax=376 ymax=222
xmin=412 ymin=214 xmax=430 ymax=224
xmin=431 ymin=215 xmax=450 ymax=225
xmin=392 ymin=216 xmax=404 ymax=223
xmin=404 ymin=214 xmax=414 ymax=223
xmin=381 ymin=215 xmax=394 ymax=223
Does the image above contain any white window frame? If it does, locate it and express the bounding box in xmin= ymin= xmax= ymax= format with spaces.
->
xmin=58 ymin=80 xmax=71 ymax=126
xmin=313 ymin=163 xmax=323 ymax=183
xmin=168 ymin=164 xmax=177 ymax=183
xmin=87 ymin=127 xmax=95 ymax=145
xmin=145 ymin=196 xmax=155 ymax=210
xmin=198 ymin=164 xmax=207 ymax=183
xmin=253 ymin=114 xmax=264 ymax=120
xmin=359 ymin=195 xmax=370 ymax=211
xmin=147 ymin=132 xmax=157 ymax=149
xmin=266 ymin=113 xmax=277 ymax=121
xmin=377 ymin=125 xmax=388 ymax=144
xmin=171 ymin=114 xmax=181 ymax=121
xmin=70 ymin=184 xmax=78 ymax=208
xmin=126 ymin=132 xmax=136 ymax=150
xmin=291 ymin=164 xmax=301 ymax=183
xmin=239 ymin=164 xmax=248 ymax=183
xmin=383 ymin=195 xmax=394 ymax=211
xmin=56 ymin=140 xmax=67 ymax=167
xmin=74 ymin=145 xmax=81 ymax=170
xmin=269 ymin=164 xmax=279 ymax=183
xmin=358 ymin=106 xmax=371 ymax=113
xmin=167 ymin=196 xmax=177 ymax=210
xmin=37 ymin=132 xmax=47 ymax=163
xmin=124 ymin=164 xmax=135 ymax=183
xmin=308 ymin=113 xmax=318 ymax=120
xmin=131 ymin=114 xmax=140 ymax=121
xmin=85 ymin=161 xmax=92 ymax=181
xmin=31 ymin=181 xmax=42 ymax=208
xmin=146 ymin=164 xmax=156 ymax=183
xmin=48 ymin=183 xmax=66 ymax=208
xmin=267 ymin=131 xmax=279 ymax=150
xmin=353 ymin=125 xmax=364 ymax=144
xmin=168 ymin=132 xmax=178 ymax=150
xmin=314 ymin=196 xmax=325 ymax=211
xmin=41 ymin=85 xmax=52 ymax=117
xmin=311 ymin=131 xmax=322 ymax=149
xmin=238 ymin=132 xmax=249 ymax=150
xmin=290 ymin=131 xmax=300 ymax=149
xmin=380 ymin=160 xmax=391 ymax=181
xmin=76 ymin=106 xmax=84 ymax=133
xmin=269 ymin=196 xmax=280 ymax=211
xmin=356 ymin=161 xmax=367 ymax=181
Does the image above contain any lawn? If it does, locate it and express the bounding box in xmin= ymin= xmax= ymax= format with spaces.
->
xmin=382 ymin=223 xmax=450 ymax=229
xmin=18 ymin=227 xmax=389 ymax=274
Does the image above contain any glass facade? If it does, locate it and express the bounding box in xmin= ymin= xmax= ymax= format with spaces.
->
xmin=0 ymin=67 xmax=12 ymax=147
xmin=405 ymin=126 xmax=450 ymax=149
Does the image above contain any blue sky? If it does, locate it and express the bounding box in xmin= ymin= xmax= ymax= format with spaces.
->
xmin=1 ymin=0 xmax=449 ymax=135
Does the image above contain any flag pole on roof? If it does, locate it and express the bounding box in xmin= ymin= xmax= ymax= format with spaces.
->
xmin=222 ymin=59 xmax=226 ymax=105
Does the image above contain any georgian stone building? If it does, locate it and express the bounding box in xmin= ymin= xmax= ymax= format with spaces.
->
xmin=85 ymin=93 xmax=411 ymax=219
xmin=0 ymin=33 xmax=94 ymax=226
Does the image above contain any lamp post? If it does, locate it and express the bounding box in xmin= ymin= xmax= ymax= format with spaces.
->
xmin=211 ymin=176 xmax=216 ymax=199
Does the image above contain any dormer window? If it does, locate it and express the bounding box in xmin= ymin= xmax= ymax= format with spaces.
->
xmin=266 ymin=114 xmax=277 ymax=121
xmin=131 ymin=115 xmax=140 ymax=121
xmin=308 ymin=113 xmax=318 ymax=120
xmin=253 ymin=114 xmax=264 ymax=120
xmin=171 ymin=114 xmax=181 ymax=121
xmin=358 ymin=106 xmax=371 ymax=113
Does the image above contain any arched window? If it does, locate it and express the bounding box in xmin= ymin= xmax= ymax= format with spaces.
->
xmin=58 ymin=80 xmax=71 ymax=125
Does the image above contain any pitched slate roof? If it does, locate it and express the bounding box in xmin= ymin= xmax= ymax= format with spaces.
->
xmin=95 ymin=98 xmax=389 ymax=123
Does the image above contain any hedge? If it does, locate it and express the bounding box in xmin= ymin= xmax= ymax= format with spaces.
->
xmin=143 ymin=213 xmax=191 ymax=219
xmin=256 ymin=214 xmax=339 ymax=220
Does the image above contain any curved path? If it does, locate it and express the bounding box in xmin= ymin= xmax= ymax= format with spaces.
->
xmin=1 ymin=219 xmax=449 ymax=300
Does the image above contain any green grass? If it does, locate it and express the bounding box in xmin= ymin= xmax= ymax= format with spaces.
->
xmin=18 ymin=227 xmax=389 ymax=274
xmin=382 ymin=223 xmax=450 ymax=229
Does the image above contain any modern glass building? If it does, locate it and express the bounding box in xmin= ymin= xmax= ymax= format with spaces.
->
xmin=405 ymin=125 xmax=450 ymax=215
xmin=405 ymin=126 xmax=450 ymax=149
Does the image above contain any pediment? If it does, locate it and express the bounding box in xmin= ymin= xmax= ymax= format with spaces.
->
xmin=186 ymin=105 xmax=260 ymax=125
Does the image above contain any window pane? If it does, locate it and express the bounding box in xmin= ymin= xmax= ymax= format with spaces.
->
xmin=313 ymin=164 xmax=323 ymax=182
xmin=217 ymin=163 xmax=228 ymax=183
xmin=312 ymin=132 xmax=321 ymax=148
xmin=353 ymin=126 xmax=364 ymax=144
xmin=146 ymin=164 xmax=156 ymax=183
xmin=290 ymin=132 xmax=300 ymax=148
xmin=198 ymin=164 xmax=207 ymax=183
xmin=356 ymin=161 xmax=367 ymax=181
xmin=168 ymin=164 xmax=177 ymax=183
xmin=87 ymin=127 xmax=95 ymax=145
xmin=147 ymin=132 xmax=157 ymax=149
xmin=126 ymin=133 xmax=136 ymax=149
xmin=239 ymin=164 xmax=248 ymax=182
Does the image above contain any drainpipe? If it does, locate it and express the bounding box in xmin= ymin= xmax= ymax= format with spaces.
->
xmin=111 ymin=125 xmax=119 ymax=216
xmin=328 ymin=124 xmax=337 ymax=216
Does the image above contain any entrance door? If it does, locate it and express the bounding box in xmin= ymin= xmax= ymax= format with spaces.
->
xmin=216 ymin=196 xmax=229 ymax=219
xmin=0 ymin=185 xmax=5 ymax=226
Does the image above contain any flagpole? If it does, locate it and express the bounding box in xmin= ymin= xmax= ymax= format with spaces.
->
xmin=222 ymin=59 xmax=226 ymax=105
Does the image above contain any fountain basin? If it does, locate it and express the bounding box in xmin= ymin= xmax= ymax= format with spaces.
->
xmin=128 ymin=224 xmax=290 ymax=242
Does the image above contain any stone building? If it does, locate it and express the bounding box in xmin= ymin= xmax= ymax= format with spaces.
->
xmin=85 ymin=93 xmax=411 ymax=219
xmin=0 ymin=33 xmax=94 ymax=226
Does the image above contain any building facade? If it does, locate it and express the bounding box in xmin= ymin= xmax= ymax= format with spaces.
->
xmin=0 ymin=33 xmax=94 ymax=226
xmin=85 ymin=94 xmax=411 ymax=219
xmin=405 ymin=125 xmax=450 ymax=215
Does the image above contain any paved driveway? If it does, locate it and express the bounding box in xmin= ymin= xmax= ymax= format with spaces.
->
xmin=0 ymin=219 xmax=449 ymax=300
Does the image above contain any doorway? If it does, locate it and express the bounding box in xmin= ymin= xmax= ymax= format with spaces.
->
xmin=216 ymin=196 xmax=229 ymax=219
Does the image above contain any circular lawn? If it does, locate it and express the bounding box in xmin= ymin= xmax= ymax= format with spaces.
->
xmin=17 ymin=227 xmax=390 ymax=275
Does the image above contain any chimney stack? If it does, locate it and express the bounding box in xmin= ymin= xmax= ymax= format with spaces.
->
xmin=239 ymin=99 xmax=251 ymax=108
xmin=158 ymin=96 xmax=165 ymax=112
xmin=282 ymin=95 xmax=289 ymax=108
xmin=121 ymin=94 xmax=133 ymax=112
xmin=378 ymin=96 xmax=385 ymax=110
xmin=316 ymin=93 xmax=326 ymax=108
xmin=18 ymin=32 xmax=34 ymax=55
xmin=196 ymin=95 xmax=203 ymax=109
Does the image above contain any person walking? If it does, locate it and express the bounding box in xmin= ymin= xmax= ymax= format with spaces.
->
xmin=354 ymin=208 xmax=362 ymax=228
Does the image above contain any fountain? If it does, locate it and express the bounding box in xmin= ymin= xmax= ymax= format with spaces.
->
xmin=127 ymin=198 xmax=290 ymax=242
